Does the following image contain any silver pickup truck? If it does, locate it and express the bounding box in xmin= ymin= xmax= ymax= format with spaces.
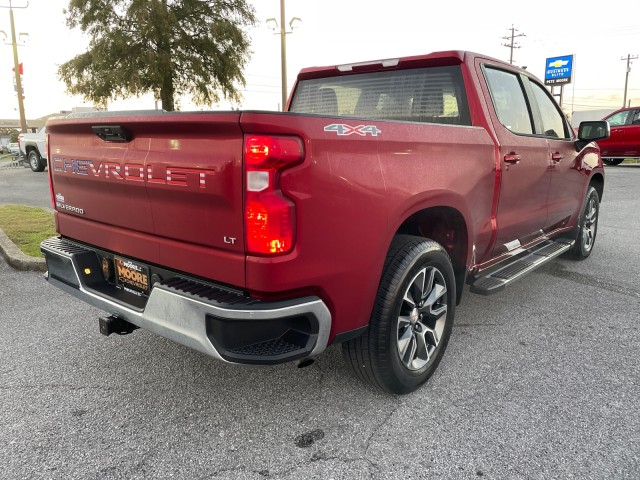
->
xmin=18 ymin=127 xmax=47 ymax=172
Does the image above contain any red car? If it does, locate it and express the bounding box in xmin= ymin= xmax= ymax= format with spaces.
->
xmin=598 ymin=106 xmax=640 ymax=165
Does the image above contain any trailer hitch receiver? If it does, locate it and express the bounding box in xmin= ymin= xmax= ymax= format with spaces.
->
xmin=99 ymin=315 xmax=139 ymax=336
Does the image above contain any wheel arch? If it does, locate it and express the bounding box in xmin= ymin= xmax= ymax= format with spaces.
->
xmin=589 ymin=172 xmax=604 ymax=202
xmin=25 ymin=144 xmax=38 ymax=155
xmin=394 ymin=205 xmax=469 ymax=305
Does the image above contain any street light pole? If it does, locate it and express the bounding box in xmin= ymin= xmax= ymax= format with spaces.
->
xmin=267 ymin=2 xmax=300 ymax=111
xmin=279 ymin=0 xmax=287 ymax=111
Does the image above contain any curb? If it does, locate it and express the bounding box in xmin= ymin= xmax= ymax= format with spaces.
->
xmin=0 ymin=227 xmax=47 ymax=272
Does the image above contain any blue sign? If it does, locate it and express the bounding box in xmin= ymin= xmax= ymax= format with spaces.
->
xmin=544 ymin=55 xmax=574 ymax=85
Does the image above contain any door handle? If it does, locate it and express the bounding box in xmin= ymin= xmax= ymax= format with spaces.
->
xmin=551 ymin=152 xmax=563 ymax=162
xmin=503 ymin=153 xmax=521 ymax=164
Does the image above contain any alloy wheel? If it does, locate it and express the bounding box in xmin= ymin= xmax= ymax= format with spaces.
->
xmin=397 ymin=266 xmax=448 ymax=371
xmin=582 ymin=196 xmax=598 ymax=252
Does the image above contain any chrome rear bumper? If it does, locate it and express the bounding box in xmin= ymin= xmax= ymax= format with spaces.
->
xmin=41 ymin=237 xmax=332 ymax=365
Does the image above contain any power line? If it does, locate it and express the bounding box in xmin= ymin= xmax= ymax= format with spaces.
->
xmin=571 ymin=88 xmax=640 ymax=91
xmin=571 ymin=102 xmax=628 ymax=106
xmin=245 ymin=73 xmax=281 ymax=80
xmin=244 ymin=82 xmax=280 ymax=89
xmin=502 ymin=25 xmax=525 ymax=65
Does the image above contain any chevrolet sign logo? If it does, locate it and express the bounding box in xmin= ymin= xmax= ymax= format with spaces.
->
xmin=548 ymin=59 xmax=569 ymax=68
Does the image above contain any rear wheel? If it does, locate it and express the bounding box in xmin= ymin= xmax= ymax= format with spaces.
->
xmin=342 ymin=235 xmax=455 ymax=394
xmin=568 ymin=186 xmax=599 ymax=259
xmin=602 ymin=158 xmax=624 ymax=166
xmin=28 ymin=150 xmax=45 ymax=172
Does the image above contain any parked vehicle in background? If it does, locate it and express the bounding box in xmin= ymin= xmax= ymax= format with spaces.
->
xmin=18 ymin=127 xmax=48 ymax=172
xmin=598 ymin=107 xmax=640 ymax=165
xmin=41 ymin=50 xmax=608 ymax=395
xmin=8 ymin=142 xmax=20 ymax=155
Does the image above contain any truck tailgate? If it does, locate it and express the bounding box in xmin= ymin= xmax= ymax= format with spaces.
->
xmin=47 ymin=112 xmax=246 ymax=287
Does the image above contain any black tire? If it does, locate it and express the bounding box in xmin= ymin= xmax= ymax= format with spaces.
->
xmin=567 ymin=186 xmax=599 ymax=259
xmin=28 ymin=150 xmax=45 ymax=172
xmin=343 ymin=235 xmax=455 ymax=394
xmin=602 ymin=158 xmax=624 ymax=166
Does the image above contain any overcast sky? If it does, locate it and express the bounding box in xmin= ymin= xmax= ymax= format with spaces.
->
xmin=0 ymin=0 xmax=639 ymax=120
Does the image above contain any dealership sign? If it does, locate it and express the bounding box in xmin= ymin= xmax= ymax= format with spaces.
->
xmin=544 ymin=55 xmax=574 ymax=85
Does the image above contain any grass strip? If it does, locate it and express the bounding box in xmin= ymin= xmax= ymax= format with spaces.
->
xmin=0 ymin=205 xmax=56 ymax=257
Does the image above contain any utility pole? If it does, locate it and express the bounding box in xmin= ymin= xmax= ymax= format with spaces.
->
xmin=621 ymin=54 xmax=638 ymax=108
xmin=1 ymin=0 xmax=29 ymax=133
xmin=9 ymin=4 xmax=26 ymax=132
xmin=502 ymin=25 xmax=525 ymax=65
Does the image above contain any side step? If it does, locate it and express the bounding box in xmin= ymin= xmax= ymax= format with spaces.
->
xmin=470 ymin=239 xmax=573 ymax=295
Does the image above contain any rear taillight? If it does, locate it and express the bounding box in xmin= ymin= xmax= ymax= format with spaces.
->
xmin=244 ymin=135 xmax=304 ymax=255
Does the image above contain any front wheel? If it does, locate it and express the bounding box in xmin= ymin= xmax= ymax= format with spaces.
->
xmin=343 ymin=235 xmax=455 ymax=394
xmin=568 ymin=186 xmax=600 ymax=259
xmin=602 ymin=158 xmax=624 ymax=166
xmin=28 ymin=150 xmax=45 ymax=172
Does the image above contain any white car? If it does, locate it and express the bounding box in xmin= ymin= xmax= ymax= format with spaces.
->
xmin=8 ymin=142 xmax=20 ymax=155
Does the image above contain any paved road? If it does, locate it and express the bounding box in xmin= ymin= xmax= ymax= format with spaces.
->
xmin=0 ymin=165 xmax=51 ymax=209
xmin=0 ymin=167 xmax=639 ymax=479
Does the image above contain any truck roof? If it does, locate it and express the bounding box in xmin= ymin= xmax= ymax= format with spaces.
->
xmin=296 ymin=50 xmax=521 ymax=81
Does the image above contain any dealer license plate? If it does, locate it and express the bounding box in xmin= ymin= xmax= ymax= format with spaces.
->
xmin=114 ymin=256 xmax=150 ymax=295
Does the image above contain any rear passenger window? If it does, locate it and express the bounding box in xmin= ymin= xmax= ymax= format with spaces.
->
xmin=605 ymin=110 xmax=630 ymax=126
xmin=530 ymin=82 xmax=569 ymax=139
xmin=484 ymin=67 xmax=533 ymax=135
xmin=289 ymin=65 xmax=471 ymax=126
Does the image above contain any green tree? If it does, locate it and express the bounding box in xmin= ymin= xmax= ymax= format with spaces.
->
xmin=59 ymin=0 xmax=256 ymax=111
xmin=0 ymin=128 xmax=20 ymax=143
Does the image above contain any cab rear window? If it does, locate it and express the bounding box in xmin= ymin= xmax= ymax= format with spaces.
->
xmin=290 ymin=65 xmax=471 ymax=126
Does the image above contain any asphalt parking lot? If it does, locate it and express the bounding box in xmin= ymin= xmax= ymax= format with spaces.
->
xmin=0 ymin=165 xmax=639 ymax=479
xmin=0 ymin=165 xmax=51 ymax=210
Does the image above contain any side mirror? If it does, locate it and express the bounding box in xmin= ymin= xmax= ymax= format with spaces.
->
xmin=576 ymin=120 xmax=610 ymax=151
xmin=578 ymin=121 xmax=610 ymax=141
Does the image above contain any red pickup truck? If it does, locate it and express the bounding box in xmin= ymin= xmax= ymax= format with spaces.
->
xmin=41 ymin=51 xmax=608 ymax=394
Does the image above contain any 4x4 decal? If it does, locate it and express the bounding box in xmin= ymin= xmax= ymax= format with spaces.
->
xmin=324 ymin=124 xmax=381 ymax=137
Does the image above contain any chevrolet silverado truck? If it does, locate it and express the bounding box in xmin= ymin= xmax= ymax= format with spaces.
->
xmin=18 ymin=127 xmax=47 ymax=172
xmin=40 ymin=51 xmax=609 ymax=394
